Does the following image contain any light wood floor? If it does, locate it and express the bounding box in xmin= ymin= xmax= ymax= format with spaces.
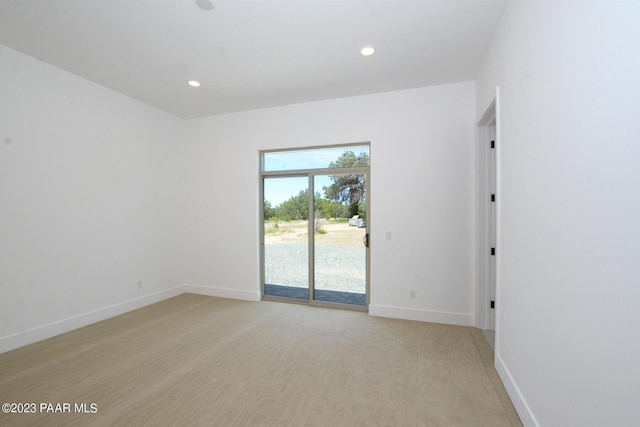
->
xmin=0 ymin=295 xmax=521 ymax=426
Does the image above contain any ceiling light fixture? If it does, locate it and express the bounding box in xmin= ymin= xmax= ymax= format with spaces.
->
xmin=196 ymin=0 xmax=214 ymax=10
xmin=188 ymin=80 xmax=201 ymax=87
xmin=360 ymin=46 xmax=376 ymax=57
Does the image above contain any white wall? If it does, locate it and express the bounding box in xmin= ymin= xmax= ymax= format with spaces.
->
xmin=183 ymin=81 xmax=477 ymax=325
xmin=0 ymin=45 xmax=187 ymax=352
xmin=476 ymin=2 xmax=640 ymax=426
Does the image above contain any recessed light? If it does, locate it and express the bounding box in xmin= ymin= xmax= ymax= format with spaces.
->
xmin=196 ymin=0 xmax=214 ymax=11
xmin=188 ymin=80 xmax=201 ymax=87
xmin=360 ymin=46 xmax=376 ymax=57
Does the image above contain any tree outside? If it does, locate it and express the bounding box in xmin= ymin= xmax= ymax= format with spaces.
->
xmin=263 ymin=150 xmax=368 ymax=222
xmin=323 ymin=151 xmax=368 ymax=218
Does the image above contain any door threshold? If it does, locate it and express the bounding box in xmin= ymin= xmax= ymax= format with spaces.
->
xmin=263 ymin=284 xmax=368 ymax=312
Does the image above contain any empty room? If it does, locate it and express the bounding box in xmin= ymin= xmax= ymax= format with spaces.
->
xmin=1 ymin=1 xmax=638 ymax=426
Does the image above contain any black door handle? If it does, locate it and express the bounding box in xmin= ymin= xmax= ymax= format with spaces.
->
xmin=363 ymin=233 xmax=369 ymax=248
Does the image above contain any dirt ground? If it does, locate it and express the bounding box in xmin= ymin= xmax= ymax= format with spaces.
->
xmin=264 ymin=220 xmax=366 ymax=247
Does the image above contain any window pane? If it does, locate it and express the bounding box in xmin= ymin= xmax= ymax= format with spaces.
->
xmin=313 ymin=174 xmax=366 ymax=306
xmin=263 ymin=145 xmax=369 ymax=172
xmin=263 ymin=176 xmax=309 ymax=300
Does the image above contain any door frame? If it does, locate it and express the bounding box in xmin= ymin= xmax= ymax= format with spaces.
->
xmin=259 ymin=143 xmax=370 ymax=311
xmin=476 ymin=87 xmax=501 ymax=337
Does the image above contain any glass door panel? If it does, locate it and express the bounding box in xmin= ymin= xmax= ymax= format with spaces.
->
xmin=263 ymin=176 xmax=309 ymax=301
xmin=312 ymin=173 xmax=367 ymax=306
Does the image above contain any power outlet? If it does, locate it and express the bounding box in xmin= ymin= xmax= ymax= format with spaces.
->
xmin=409 ymin=290 xmax=416 ymax=300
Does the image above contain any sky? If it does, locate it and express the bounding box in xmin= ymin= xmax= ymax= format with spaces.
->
xmin=263 ymin=145 xmax=368 ymax=172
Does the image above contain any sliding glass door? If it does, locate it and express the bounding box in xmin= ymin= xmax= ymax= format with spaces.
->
xmin=261 ymin=145 xmax=369 ymax=309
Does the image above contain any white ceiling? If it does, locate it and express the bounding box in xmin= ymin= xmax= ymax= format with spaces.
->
xmin=0 ymin=0 xmax=506 ymax=119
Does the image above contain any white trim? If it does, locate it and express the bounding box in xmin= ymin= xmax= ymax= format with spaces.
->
xmin=0 ymin=286 xmax=184 ymax=354
xmin=184 ymin=284 xmax=261 ymax=302
xmin=2 ymin=288 xmax=474 ymax=354
xmin=369 ymin=304 xmax=474 ymax=327
xmin=495 ymin=353 xmax=539 ymax=427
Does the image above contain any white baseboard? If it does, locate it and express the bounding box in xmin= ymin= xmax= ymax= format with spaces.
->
xmin=0 ymin=286 xmax=184 ymax=354
xmin=184 ymin=284 xmax=261 ymax=302
xmin=2 ymin=290 xmax=473 ymax=354
xmin=495 ymin=352 xmax=538 ymax=427
xmin=368 ymin=304 xmax=475 ymax=327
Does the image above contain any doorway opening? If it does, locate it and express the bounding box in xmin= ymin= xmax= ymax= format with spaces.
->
xmin=260 ymin=144 xmax=370 ymax=310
